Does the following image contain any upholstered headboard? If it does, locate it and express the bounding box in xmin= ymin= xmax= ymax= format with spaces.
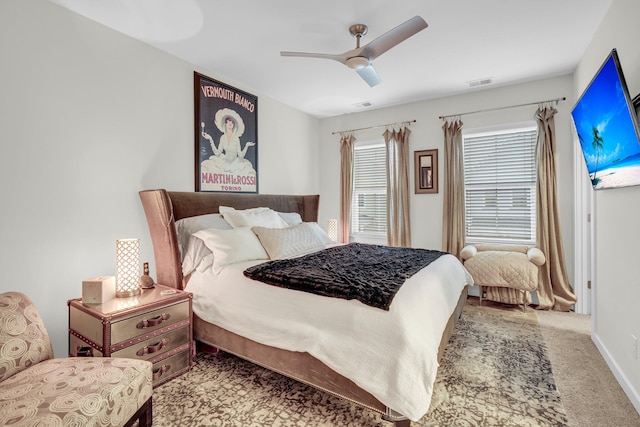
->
xmin=138 ymin=189 xmax=320 ymax=289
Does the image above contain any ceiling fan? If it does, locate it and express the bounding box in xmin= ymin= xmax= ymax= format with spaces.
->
xmin=280 ymin=15 xmax=428 ymax=87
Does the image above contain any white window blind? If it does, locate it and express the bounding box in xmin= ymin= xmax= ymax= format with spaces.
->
xmin=463 ymin=125 xmax=537 ymax=244
xmin=351 ymin=143 xmax=386 ymax=237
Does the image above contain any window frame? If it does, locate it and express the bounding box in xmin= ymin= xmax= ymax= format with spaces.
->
xmin=350 ymin=139 xmax=387 ymax=244
xmin=462 ymin=122 xmax=538 ymax=246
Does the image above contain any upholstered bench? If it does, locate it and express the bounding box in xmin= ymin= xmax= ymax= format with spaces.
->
xmin=460 ymin=244 xmax=546 ymax=311
xmin=0 ymin=291 xmax=153 ymax=427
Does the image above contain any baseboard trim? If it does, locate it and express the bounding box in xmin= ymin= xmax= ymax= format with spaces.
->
xmin=592 ymin=332 xmax=640 ymax=415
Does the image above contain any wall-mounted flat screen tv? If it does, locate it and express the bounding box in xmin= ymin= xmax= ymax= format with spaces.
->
xmin=571 ymin=48 xmax=640 ymax=190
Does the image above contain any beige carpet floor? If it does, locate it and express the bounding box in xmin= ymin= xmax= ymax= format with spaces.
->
xmin=150 ymin=298 xmax=609 ymax=426
xmin=535 ymin=307 xmax=640 ymax=427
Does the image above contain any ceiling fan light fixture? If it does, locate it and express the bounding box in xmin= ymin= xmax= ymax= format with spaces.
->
xmin=346 ymin=56 xmax=370 ymax=70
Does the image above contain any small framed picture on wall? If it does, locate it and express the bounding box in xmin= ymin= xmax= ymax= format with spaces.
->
xmin=414 ymin=149 xmax=438 ymax=194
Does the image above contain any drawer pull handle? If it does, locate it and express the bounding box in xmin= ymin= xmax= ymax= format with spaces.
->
xmin=77 ymin=346 xmax=93 ymax=357
xmin=136 ymin=313 xmax=171 ymax=329
xmin=136 ymin=338 xmax=170 ymax=356
xmin=152 ymin=364 xmax=171 ymax=380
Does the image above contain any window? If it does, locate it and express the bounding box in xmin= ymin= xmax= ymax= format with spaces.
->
xmin=351 ymin=141 xmax=386 ymax=241
xmin=463 ymin=124 xmax=537 ymax=245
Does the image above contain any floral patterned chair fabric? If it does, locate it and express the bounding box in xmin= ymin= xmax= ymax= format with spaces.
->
xmin=0 ymin=291 xmax=153 ymax=427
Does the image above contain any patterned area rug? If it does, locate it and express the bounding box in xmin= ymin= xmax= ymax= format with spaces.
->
xmin=152 ymin=301 xmax=568 ymax=426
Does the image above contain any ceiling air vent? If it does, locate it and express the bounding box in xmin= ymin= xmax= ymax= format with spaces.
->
xmin=467 ymin=78 xmax=493 ymax=88
xmin=353 ymin=101 xmax=373 ymax=108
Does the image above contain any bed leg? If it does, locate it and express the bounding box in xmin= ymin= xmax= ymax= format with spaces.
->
xmin=383 ymin=410 xmax=411 ymax=427
xmin=196 ymin=341 xmax=219 ymax=354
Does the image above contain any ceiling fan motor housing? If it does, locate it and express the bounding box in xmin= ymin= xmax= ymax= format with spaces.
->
xmin=346 ymin=56 xmax=370 ymax=69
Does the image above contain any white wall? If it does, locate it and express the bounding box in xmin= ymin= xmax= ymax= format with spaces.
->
xmin=0 ymin=0 xmax=320 ymax=358
xmin=318 ymin=75 xmax=576 ymax=291
xmin=575 ymin=0 xmax=640 ymax=412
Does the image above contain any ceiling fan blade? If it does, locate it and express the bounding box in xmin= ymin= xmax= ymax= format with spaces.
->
xmin=360 ymin=15 xmax=427 ymax=60
xmin=356 ymin=64 xmax=381 ymax=87
xmin=280 ymin=51 xmax=347 ymax=64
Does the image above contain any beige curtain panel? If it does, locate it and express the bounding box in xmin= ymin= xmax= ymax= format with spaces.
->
xmin=535 ymin=106 xmax=577 ymax=311
xmin=441 ymin=119 xmax=466 ymax=258
xmin=339 ymin=133 xmax=355 ymax=244
xmin=383 ymin=126 xmax=412 ymax=247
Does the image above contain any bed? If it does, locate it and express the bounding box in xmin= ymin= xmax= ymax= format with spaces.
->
xmin=139 ymin=189 xmax=471 ymax=426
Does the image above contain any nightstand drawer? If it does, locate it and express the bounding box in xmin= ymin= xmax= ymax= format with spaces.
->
xmin=113 ymin=325 xmax=190 ymax=361
xmin=111 ymin=300 xmax=190 ymax=344
xmin=69 ymin=333 xmax=103 ymax=357
xmin=152 ymin=347 xmax=191 ymax=387
xmin=69 ymin=299 xmax=190 ymax=347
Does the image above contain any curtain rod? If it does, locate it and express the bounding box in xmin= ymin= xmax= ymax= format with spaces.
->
xmin=331 ymin=119 xmax=416 ymax=135
xmin=438 ymin=97 xmax=566 ymax=120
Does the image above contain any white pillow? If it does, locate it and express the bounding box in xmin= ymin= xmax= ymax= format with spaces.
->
xmin=175 ymin=214 xmax=232 ymax=260
xmin=194 ymin=227 xmax=268 ymax=273
xmin=306 ymin=222 xmax=334 ymax=245
xmin=277 ymin=211 xmax=303 ymax=227
xmin=219 ymin=206 xmax=289 ymax=229
xmin=182 ymin=235 xmax=214 ymax=276
xmin=252 ymin=222 xmax=327 ymax=260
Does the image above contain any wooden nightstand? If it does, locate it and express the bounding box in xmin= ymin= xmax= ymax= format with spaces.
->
xmin=68 ymin=284 xmax=193 ymax=388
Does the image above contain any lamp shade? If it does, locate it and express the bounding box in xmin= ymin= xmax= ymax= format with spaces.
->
xmin=327 ymin=219 xmax=338 ymax=242
xmin=115 ymin=238 xmax=141 ymax=297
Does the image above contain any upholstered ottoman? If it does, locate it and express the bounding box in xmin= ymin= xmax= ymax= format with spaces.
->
xmin=0 ymin=292 xmax=153 ymax=427
xmin=460 ymin=244 xmax=545 ymax=311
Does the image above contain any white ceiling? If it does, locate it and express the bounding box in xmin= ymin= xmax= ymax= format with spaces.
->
xmin=50 ymin=0 xmax=612 ymax=119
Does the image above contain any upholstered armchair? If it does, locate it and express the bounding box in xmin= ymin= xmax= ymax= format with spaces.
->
xmin=460 ymin=244 xmax=546 ymax=311
xmin=0 ymin=291 xmax=153 ymax=426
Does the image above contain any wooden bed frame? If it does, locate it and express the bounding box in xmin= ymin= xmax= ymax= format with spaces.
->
xmin=139 ymin=189 xmax=468 ymax=426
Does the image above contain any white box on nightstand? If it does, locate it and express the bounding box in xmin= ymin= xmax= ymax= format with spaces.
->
xmin=82 ymin=276 xmax=116 ymax=304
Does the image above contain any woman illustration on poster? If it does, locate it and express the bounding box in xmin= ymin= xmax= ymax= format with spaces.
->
xmin=201 ymin=108 xmax=256 ymax=176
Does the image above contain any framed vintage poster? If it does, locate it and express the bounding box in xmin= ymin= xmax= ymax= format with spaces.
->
xmin=194 ymin=72 xmax=258 ymax=193
xmin=414 ymin=149 xmax=438 ymax=194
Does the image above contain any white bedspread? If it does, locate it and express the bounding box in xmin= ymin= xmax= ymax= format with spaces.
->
xmin=186 ymin=252 xmax=472 ymax=421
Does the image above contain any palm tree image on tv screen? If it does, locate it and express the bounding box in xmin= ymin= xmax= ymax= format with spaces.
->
xmin=571 ymin=49 xmax=640 ymax=190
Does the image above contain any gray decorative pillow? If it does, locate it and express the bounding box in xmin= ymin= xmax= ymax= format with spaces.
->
xmin=175 ymin=214 xmax=232 ymax=259
xmin=252 ymin=222 xmax=326 ymax=260
xmin=277 ymin=211 xmax=303 ymax=226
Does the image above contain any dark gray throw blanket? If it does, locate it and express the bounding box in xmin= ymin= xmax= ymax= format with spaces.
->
xmin=243 ymin=243 xmax=448 ymax=310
